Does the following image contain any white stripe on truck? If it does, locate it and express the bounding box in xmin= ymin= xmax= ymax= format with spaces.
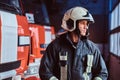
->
xmin=0 ymin=11 xmax=18 ymax=63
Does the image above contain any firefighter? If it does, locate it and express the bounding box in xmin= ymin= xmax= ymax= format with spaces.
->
xmin=39 ymin=6 xmax=108 ymax=80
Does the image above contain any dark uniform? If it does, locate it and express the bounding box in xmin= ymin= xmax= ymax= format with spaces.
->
xmin=39 ymin=33 xmax=108 ymax=80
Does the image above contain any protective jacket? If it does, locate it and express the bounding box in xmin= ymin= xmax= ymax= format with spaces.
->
xmin=39 ymin=33 xmax=108 ymax=80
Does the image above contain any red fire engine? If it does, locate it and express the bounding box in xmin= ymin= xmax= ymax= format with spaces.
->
xmin=0 ymin=0 xmax=55 ymax=79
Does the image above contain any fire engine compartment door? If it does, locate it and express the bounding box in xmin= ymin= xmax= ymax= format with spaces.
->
xmin=0 ymin=11 xmax=18 ymax=63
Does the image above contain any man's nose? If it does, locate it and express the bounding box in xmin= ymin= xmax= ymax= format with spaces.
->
xmin=84 ymin=25 xmax=88 ymax=29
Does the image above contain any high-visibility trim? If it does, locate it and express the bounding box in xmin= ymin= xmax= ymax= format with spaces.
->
xmin=60 ymin=55 xmax=67 ymax=60
xmin=59 ymin=52 xmax=68 ymax=60
xmin=59 ymin=52 xmax=68 ymax=80
xmin=83 ymin=72 xmax=90 ymax=80
xmin=83 ymin=54 xmax=93 ymax=80
xmin=60 ymin=66 xmax=67 ymax=80
xmin=86 ymin=55 xmax=93 ymax=73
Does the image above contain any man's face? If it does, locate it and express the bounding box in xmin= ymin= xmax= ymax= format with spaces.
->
xmin=78 ymin=20 xmax=89 ymax=36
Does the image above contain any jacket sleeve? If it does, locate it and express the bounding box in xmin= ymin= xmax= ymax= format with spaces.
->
xmin=92 ymin=47 xmax=108 ymax=80
xmin=39 ymin=42 xmax=59 ymax=80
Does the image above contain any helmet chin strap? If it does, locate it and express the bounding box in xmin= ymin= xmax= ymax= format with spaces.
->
xmin=80 ymin=31 xmax=89 ymax=40
xmin=85 ymin=29 xmax=90 ymax=36
xmin=73 ymin=28 xmax=89 ymax=40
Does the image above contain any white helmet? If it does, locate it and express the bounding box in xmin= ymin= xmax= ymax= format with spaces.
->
xmin=61 ymin=6 xmax=94 ymax=32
